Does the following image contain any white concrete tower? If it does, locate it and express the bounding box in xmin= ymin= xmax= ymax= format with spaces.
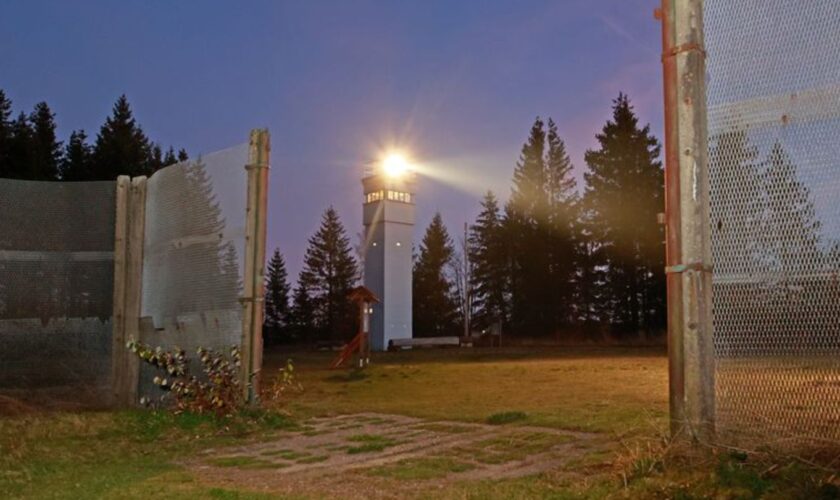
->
xmin=362 ymin=157 xmax=416 ymax=351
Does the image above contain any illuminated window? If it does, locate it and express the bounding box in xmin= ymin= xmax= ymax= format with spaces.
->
xmin=364 ymin=191 xmax=385 ymax=204
xmin=378 ymin=190 xmax=413 ymax=204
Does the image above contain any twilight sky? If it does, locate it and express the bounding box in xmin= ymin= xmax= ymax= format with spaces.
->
xmin=1 ymin=0 xmax=663 ymax=280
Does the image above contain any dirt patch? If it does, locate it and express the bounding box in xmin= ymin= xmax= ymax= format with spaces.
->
xmin=187 ymin=413 xmax=614 ymax=498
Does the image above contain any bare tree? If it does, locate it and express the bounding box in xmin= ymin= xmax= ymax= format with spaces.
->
xmin=449 ymin=222 xmax=475 ymax=337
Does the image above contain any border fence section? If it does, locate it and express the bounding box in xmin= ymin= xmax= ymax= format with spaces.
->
xmin=0 ymin=181 xmax=117 ymax=408
xmin=0 ymin=129 xmax=269 ymax=409
xmin=662 ymin=0 xmax=840 ymax=453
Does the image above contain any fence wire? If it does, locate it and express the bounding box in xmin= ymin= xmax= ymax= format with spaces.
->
xmin=0 ymin=142 xmax=254 ymax=409
xmin=705 ymin=0 xmax=840 ymax=447
xmin=0 ymin=180 xmax=116 ymax=408
xmin=139 ymin=145 xmax=249 ymax=403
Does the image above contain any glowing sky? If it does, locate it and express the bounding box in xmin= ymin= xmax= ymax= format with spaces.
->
xmin=1 ymin=0 xmax=663 ymax=279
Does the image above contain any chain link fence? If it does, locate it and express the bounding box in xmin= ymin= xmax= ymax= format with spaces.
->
xmin=705 ymin=1 xmax=840 ymax=448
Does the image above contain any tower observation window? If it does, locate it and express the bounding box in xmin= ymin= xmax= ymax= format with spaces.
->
xmin=365 ymin=190 xmax=413 ymax=204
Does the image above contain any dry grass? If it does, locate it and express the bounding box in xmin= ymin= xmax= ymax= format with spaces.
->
xmin=272 ymin=346 xmax=669 ymax=436
xmin=1 ymin=346 xmax=837 ymax=498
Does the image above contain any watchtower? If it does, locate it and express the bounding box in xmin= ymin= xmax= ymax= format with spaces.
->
xmin=361 ymin=155 xmax=416 ymax=350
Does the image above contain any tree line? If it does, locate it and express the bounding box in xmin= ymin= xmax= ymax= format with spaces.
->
xmin=410 ymin=94 xmax=665 ymax=341
xmin=0 ymin=89 xmax=187 ymax=182
xmin=264 ymin=93 xmax=667 ymax=344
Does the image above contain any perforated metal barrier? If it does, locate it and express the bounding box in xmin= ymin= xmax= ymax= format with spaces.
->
xmin=705 ymin=1 xmax=840 ymax=447
xmin=0 ymin=180 xmax=116 ymax=408
xmin=139 ymin=145 xmax=249 ymax=403
xmin=0 ymin=133 xmax=266 ymax=409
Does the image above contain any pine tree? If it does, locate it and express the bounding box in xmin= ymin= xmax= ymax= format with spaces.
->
xmin=91 ymin=95 xmax=153 ymax=179
xmin=29 ymin=102 xmax=61 ymax=180
xmin=469 ymin=191 xmax=508 ymax=330
xmin=149 ymin=144 xmax=164 ymax=172
xmin=297 ymin=207 xmax=358 ymax=342
xmin=0 ymin=90 xmax=13 ymax=178
xmin=163 ymin=146 xmax=178 ymax=166
xmin=506 ymin=118 xmax=549 ymax=336
xmin=264 ymin=248 xmax=292 ymax=345
xmin=60 ymin=130 xmax=92 ymax=181
xmin=504 ymin=117 xmax=579 ymax=337
xmin=6 ymin=112 xmax=34 ymax=180
xmin=289 ymin=284 xmax=316 ymax=340
xmin=413 ymin=213 xmax=459 ymax=337
xmin=545 ymin=119 xmax=578 ymax=331
xmin=583 ymin=93 xmax=665 ymax=336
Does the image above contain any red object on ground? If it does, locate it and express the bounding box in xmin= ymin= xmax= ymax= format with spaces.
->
xmin=330 ymin=331 xmax=365 ymax=369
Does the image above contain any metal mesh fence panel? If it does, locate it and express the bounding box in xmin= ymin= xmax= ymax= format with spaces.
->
xmin=138 ymin=145 xmax=249 ymax=403
xmin=0 ymin=180 xmax=116 ymax=408
xmin=705 ymin=1 xmax=840 ymax=447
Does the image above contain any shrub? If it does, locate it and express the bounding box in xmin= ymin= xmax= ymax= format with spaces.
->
xmin=127 ymin=340 xmax=244 ymax=417
xmin=264 ymin=358 xmax=303 ymax=403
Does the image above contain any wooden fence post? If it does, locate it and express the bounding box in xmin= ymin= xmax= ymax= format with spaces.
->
xmin=124 ymin=176 xmax=147 ymax=406
xmin=111 ymin=176 xmax=147 ymax=407
xmin=111 ymin=176 xmax=130 ymax=405
xmin=241 ymin=129 xmax=270 ymax=403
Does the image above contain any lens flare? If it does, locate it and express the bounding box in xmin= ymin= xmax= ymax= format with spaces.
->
xmin=382 ymin=153 xmax=409 ymax=178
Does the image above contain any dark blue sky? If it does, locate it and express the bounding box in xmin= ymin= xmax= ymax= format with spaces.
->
xmin=1 ymin=0 xmax=663 ymax=279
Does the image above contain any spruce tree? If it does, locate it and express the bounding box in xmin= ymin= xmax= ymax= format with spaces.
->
xmin=468 ymin=192 xmax=508 ymax=330
xmin=413 ymin=213 xmax=459 ymax=337
xmin=163 ymin=146 xmax=178 ymax=166
xmin=297 ymin=207 xmax=358 ymax=342
xmin=264 ymin=248 xmax=292 ymax=345
xmin=91 ymin=95 xmax=153 ymax=179
xmin=29 ymin=102 xmax=61 ymax=180
xmin=6 ymin=112 xmax=34 ymax=180
xmin=289 ymin=284 xmax=316 ymax=341
xmin=545 ymin=119 xmax=578 ymax=330
xmin=506 ymin=118 xmax=549 ymax=336
xmin=60 ymin=130 xmax=92 ymax=181
xmin=149 ymin=144 xmax=164 ymax=172
xmin=0 ymin=90 xmax=12 ymax=178
xmin=504 ymin=117 xmax=578 ymax=337
xmin=583 ymin=93 xmax=665 ymax=336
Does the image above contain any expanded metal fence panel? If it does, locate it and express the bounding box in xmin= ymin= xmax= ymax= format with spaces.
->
xmin=705 ymin=1 xmax=840 ymax=447
xmin=139 ymin=145 xmax=249 ymax=402
xmin=0 ymin=180 xmax=116 ymax=408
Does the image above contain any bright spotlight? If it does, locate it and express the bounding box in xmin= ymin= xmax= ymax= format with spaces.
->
xmin=382 ymin=153 xmax=409 ymax=178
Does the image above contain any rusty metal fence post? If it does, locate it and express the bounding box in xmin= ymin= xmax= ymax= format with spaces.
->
xmin=659 ymin=0 xmax=715 ymax=442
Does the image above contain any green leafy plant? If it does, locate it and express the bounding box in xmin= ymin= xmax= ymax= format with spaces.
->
xmin=265 ymin=358 xmax=303 ymax=403
xmin=127 ymin=340 xmax=243 ymax=417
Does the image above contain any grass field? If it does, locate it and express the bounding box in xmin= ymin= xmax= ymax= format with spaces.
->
xmin=1 ymin=346 xmax=837 ymax=499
